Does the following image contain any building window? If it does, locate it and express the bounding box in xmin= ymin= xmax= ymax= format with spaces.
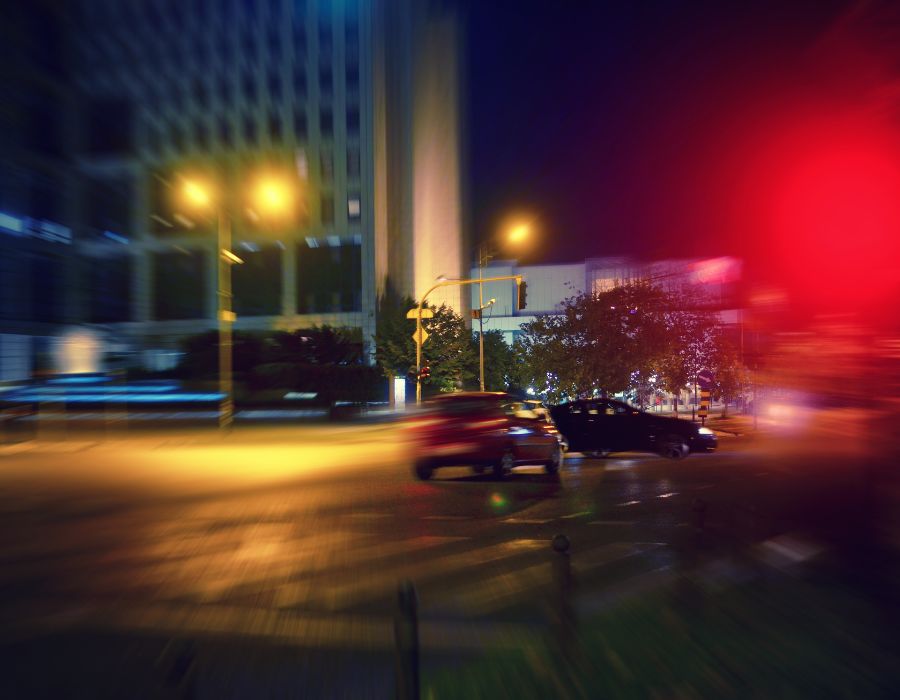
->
xmin=268 ymin=113 xmax=282 ymax=141
xmin=319 ymin=108 xmax=332 ymax=137
xmin=345 ymin=19 xmax=359 ymax=46
xmin=153 ymin=250 xmax=206 ymax=320
xmin=320 ymin=193 xmax=334 ymax=224
xmin=296 ymin=238 xmax=362 ymax=313
xmin=218 ymin=74 xmax=231 ymax=104
xmin=194 ymin=121 xmax=208 ymax=149
xmin=233 ymin=245 xmax=282 ymax=316
xmin=242 ymin=71 xmax=257 ymax=101
xmin=218 ymin=117 xmax=232 ymax=146
xmin=318 ymin=17 xmax=332 ymax=50
xmin=292 ymin=23 xmax=307 ymax=52
xmin=267 ymin=71 xmax=282 ymax=100
xmin=320 ymin=149 xmax=333 ymax=183
xmin=348 ymin=195 xmax=360 ymax=220
xmin=319 ymin=65 xmax=332 ymax=95
xmin=346 ymin=62 xmax=359 ymax=90
xmin=170 ymin=123 xmax=183 ymax=151
xmin=294 ymin=110 xmax=308 ymax=139
xmin=346 ymin=106 xmax=359 ymax=134
xmin=293 ymin=68 xmax=307 ymax=97
xmin=347 ymin=146 xmax=360 ymax=179
xmin=243 ymin=115 xmax=257 ymax=143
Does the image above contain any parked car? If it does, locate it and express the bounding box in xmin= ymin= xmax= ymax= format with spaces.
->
xmin=549 ymin=398 xmax=717 ymax=459
xmin=406 ymin=392 xmax=565 ymax=480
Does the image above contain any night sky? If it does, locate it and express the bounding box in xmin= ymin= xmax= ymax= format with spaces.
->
xmin=465 ymin=0 xmax=892 ymax=276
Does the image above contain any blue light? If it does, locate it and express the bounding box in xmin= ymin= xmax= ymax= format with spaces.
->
xmin=0 ymin=212 xmax=24 ymax=234
xmin=103 ymin=230 xmax=129 ymax=244
xmin=6 ymin=392 xmax=224 ymax=403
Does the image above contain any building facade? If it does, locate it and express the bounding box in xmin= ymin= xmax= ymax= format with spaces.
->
xmin=0 ymin=0 xmax=82 ymax=381
xmin=68 ymin=0 xmax=466 ymax=370
xmin=470 ymin=256 xmax=743 ymax=346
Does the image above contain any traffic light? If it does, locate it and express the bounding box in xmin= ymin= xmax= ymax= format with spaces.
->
xmin=419 ymin=365 xmax=431 ymax=380
xmin=516 ymin=280 xmax=528 ymax=310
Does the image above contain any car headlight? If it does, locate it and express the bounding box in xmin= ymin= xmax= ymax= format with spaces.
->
xmin=698 ymin=427 xmax=714 ymax=436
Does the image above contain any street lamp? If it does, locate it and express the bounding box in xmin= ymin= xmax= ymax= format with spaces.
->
xmin=476 ymin=219 xmax=533 ymax=391
xmin=177 ymin=172 xmax=298 ymax=431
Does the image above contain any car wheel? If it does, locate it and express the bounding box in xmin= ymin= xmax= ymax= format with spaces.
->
xmin=660 ymin=435 xmax=690 ymax=460
xmin=472 ymin=465 xmax=486 ymax=475
xmin=585 ymin=449 xmax=611 ymax=459
xmin=494 ymin=448 xmax=515 ymax=478
xmin=545 ymin=443 xmax=563 ymax=475
xmin=414 ymin=459 xmax=434 ymax=480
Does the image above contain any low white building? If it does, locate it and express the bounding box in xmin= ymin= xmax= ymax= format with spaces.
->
xmin=469 ymin=256 xmax=742 ymax=346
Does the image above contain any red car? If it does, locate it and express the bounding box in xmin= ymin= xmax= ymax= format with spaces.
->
xmin=406 ymin=392 xmax=564 ymax=480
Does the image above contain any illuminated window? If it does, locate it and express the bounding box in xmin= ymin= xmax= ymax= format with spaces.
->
xmin=348 ymin=195 xmax=360 ymax=219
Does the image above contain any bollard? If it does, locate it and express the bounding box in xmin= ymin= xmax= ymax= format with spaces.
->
xmin=395 ymin=580 xmax=420 ymax=700
xmin=551 ymin=534 xmax=575 ymax=663
xmin=161 ymin=639 xmax=197 ymax=700
xmin=691 ymin=498 xmax=707 ymax=531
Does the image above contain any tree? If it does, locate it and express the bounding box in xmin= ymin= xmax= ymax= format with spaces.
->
xmin=709 ymin=329 xmax=750 ymax=417
xmin=373 ymin=283 xmax=417 ymax=380
xmin=515 ymin=282 xmax=669 ymax=402
xmin=374 ymin=283 xmax=477 ymax=394
xmin=656 ymin=293 xmax=718 ymax=416
xmin=474 ymin=329 xmax=515 ymax=392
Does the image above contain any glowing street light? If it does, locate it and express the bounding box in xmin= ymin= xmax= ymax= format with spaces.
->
xmin=182 ymin=179 xmax=213 ymax=208
xmin=174 ymin=171 xmax=299 ymax=430
xmin=475 ymin=216 xmax=538 ymax=391
xmin=507 ymin=221 xmax=531 ymax=245
xmin=253 ymin=176 xmax=294 ymax=217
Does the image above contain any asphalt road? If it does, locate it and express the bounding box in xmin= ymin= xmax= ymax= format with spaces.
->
xmin=0 ymin=417 xmax=896 ymax=698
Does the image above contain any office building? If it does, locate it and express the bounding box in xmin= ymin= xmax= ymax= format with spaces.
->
xmin=71 ymin=0 xmax=466 ymax=369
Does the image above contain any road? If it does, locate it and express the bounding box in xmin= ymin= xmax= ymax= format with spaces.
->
xmin=0 ymin=416 xmax=896 ymax=698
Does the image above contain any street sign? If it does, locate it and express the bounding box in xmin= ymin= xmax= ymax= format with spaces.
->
xmin=412 ymin=328 xmax=429 ymax=345
xmin=406 ymin=308 xmax=434 ymax=319
xmin=697 ymin=370 xmax=715 ymax=389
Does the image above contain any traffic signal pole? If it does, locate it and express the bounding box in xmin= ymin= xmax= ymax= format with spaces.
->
xmin=415 ymin=274 xmax=523 ymax=405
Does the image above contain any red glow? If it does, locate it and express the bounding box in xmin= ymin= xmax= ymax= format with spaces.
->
xmin=746 ymin=112 xmax=900 ymax=309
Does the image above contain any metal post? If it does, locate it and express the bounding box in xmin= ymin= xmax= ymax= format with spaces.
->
xmin=551 ymin=534 xmax=574 ymax=662
xmin=478 ymin=246 xmax=485 ymax=392
xmin=395 ymin=580 xmax=420 ymax=700
xmin=218 ymin=209 xmax=234 ymax=431
xmin=415 ymin=311 xmax=422 ymax=405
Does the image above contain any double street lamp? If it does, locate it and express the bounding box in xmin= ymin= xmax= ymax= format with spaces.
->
xmin=177 ymin=172 xmax=298 ymax=430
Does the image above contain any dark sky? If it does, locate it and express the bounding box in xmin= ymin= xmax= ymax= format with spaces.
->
xmin=465 ymin=0 xmax=859 ymax=266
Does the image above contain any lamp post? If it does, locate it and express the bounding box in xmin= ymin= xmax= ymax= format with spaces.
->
xmin=178 ymin=173 xmax=297 ymax=431
xmin=416 ymin=274 xmax=522 ymax=404
xmin=476 ymin=221 xmax=532 ymax=391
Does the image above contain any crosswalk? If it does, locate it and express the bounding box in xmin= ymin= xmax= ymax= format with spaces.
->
xmin=0 ymin=498 xmax=677 ymax=649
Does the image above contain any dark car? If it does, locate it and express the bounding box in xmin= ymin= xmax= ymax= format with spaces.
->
xmin=549 ymin=398 xmax=717 ymax=459
xmin=406 ymin=392 xmax=564 ymax=480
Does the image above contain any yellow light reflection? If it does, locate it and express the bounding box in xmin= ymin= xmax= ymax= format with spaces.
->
xmin=507 ymin=222 xmax=530 ymax=244
xmin=183 ymin=180 xmax=212 ymax=208
xmin=254 ymin=177 xmax=293 ymax=217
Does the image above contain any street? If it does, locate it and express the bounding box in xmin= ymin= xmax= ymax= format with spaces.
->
xmin=1 ymin=414 xmax=897 ymax=698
